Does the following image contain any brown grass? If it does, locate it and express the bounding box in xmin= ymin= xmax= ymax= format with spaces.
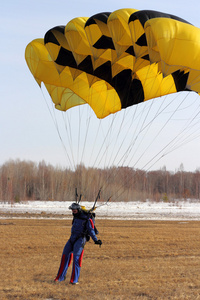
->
xmin=1 ymin=217 xmax=200 ymax=299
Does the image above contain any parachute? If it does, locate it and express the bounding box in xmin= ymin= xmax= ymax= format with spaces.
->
xmin=25 ymin=9 xmax=200 ymax=200
xmin=25 ymin=9 xmax=200 ymax=119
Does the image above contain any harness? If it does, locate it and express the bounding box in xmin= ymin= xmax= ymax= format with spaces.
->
xmin=71 ymin=212 xmax=98 ymax=243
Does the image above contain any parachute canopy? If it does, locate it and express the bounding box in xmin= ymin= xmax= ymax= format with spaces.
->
xmin=25 ymin=9 xmax=200 ymax=119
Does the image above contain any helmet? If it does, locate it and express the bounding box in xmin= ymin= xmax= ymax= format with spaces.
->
xmin=68 ymin=203 xmax=81 ymax=211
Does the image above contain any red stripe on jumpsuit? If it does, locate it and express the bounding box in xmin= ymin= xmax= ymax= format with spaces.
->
xmin=89 ymin=218 xmax=94 ymax=229
xmin=70 ymin=262 xmax=75 ymax=283
xmin=55 ymin=254 xmax=66 ymax=280
xmin=79 ymin=249 xmax=84 ymax=267
xmin=70 ymin=250 xmax=84 ymax=282
xmin=68 ymin=253 xmax=73 ymax=267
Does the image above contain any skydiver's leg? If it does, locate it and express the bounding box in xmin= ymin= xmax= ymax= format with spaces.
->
xmin=54 ymin=240 xmax=73 ymax=282
xmin=70 ymin=238 xmax=85 ymax=284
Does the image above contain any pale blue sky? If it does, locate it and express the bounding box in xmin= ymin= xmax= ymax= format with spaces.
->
xmin=1 ymin=0 xmax=200 ymax=172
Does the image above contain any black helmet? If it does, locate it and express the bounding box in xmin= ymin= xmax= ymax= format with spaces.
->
xmin=69 ymin=203 xmax=81 ymax=211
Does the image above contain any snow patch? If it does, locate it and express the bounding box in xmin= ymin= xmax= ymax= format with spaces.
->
xmin=0 ymin=200 xmax=200 ymax=220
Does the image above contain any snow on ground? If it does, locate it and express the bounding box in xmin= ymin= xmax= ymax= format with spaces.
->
xmin=0 ymin=200 xmax=200 ymax=220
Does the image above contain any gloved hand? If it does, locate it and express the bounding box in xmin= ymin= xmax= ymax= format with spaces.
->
xmin=95 ymin=239 xmax=102 ymax=246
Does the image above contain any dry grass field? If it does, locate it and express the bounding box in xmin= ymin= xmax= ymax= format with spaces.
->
xmin=1 ymin=216 xmax=200 ymax=299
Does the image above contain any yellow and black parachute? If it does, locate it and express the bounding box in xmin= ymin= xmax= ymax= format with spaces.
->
xmin=25 ymin=9 xmax=200 ymax=119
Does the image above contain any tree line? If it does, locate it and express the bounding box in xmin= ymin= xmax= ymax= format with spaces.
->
xmin=1 ymin=159 xmax=200 ymax=203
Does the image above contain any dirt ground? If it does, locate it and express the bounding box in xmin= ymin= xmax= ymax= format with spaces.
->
xmin=1 ymin=216 xmax=200 ymax=300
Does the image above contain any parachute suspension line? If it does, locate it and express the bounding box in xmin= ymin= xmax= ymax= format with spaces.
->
xmin=107 ymin=108 xmax=135 ymax=167
xmin=144 ymin=133 xmax=200 ymax=172
xmin=94 ymin=114 xmax=118 ymax=168
xmin=79 ymin=80 xmax=106 ymax=172
xmin=83 ymin=109 xmax=113 ymax=169
xmin=76 ymin=109 xmax=116 ymax=198
xmin=116 ymin=100 xmax=155 ymax=167
xmin=78 ymin=78 xmax=138 ymax=196
xmin=103 ymin=116 xmax=115 ymax=168
xmin=91 ymin=89 xmax=144 ymax=194
xmin=77 ymin=104 xmax=99 ymax=197
xmin=61 ymin=111 xmax=77 ymax=169
xmin=110 ymin=106 xmax=200 ymax=201
xmin=110 ymin=105 xmax=141 ymax=167
xmin=41 ymin=42 xmax=80 ymax=171
xmin=102 ymin=92 xmax=196 ymax=201
xmin=98 ymin=62 xmax=153 ymax=169
xmin=111 ymin=65 xmax=158 ymax=167
xmin=77 ymin=101 xmax=93 ymax=168
xmin=101 ymin=114 xmax=119 ymax=169
xmin=82 ymin=98 xmax=107 ymax=170
xmin=106 ymin=65 xmax=158 ymax=168
xmin=153 ymin=94 xmax=200 ymax=163
xmin=38 ymin=44 xmax=74 ymax=169
xmin=115 ymin=69 xmax=185 ymax=169
xmin=143 ymin=116 xmax=200 ymax=172
xmin=80 ymin=111 xmax=91 ymax=165
xmin=126 ymin=93 xmax=187 ymax=169
xmin=95 ymin=108 xmax=144 ymax=196
xmin=121 ymin=67 xmax=168 ymax=166
xmin=91 ymin=75 xmax=144 ymax=170
xmin=54 ymin=58 xmax=200 ymax=202
xmin=90 ymin=66 xmax=155 ymax=194
xmin=102 ymin=84 xmax=140 ymax=169
xmin=77 ymin=104 xmax=81 ymax=167
xmin=78 ymin=83 xmax=139 ymax=197
xmin=95 ymin=76 xmax=191 ymax=200
xmin=96 ymin=94 xmax=118 ymax=169
xmin=89 ymin=120 xmax=103 ymax=166
xmin=138 ymin=92 xmax=200 ymax=170
xmin=107 ymin=83 xmax=154 ymax=167
xmin=44 ymin=41 xmax=79 ymax=171
xmin=112 ymin=93 xmax=200 ymax=201
xmin=67 ymin=81 xmax=117 ymax=197
xmin=176 ymin=109 xmax=200 ymax=145
xmin=164 ymin=129 xmax=200 ymax=155
xmin=40 ymin=86 xmax=74 ymax=170
xmin=99 ymin=102 xmax=149 ymax=194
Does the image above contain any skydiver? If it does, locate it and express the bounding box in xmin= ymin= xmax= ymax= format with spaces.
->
xmin=54 ymin=203 xmax=102 ymax=285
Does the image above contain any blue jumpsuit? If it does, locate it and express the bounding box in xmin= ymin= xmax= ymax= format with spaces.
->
xmin=54 ymin=212 xmax=98 ymax=284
